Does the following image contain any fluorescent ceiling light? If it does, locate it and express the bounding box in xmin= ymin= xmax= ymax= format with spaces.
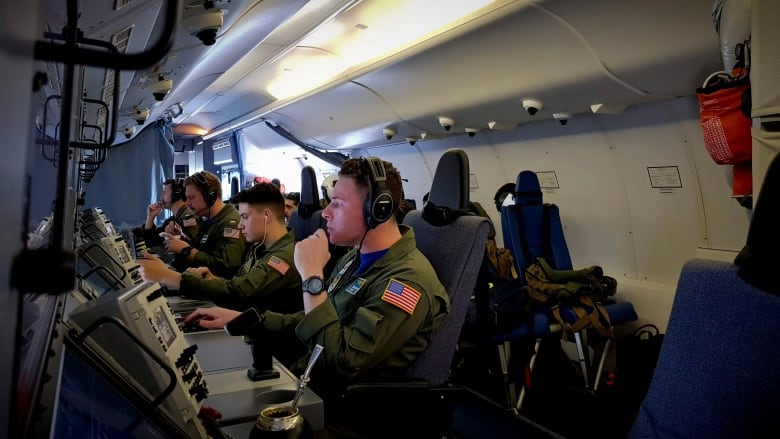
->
xmin=267 ymin=0 xmax=496 ymax=100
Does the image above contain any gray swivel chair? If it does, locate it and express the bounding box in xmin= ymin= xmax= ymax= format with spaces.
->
xmin=404 ymin=148 xmax=490 ymax=386
xmin=343 ymin=148 xmax=490 ymax=437
xmin=287 ymin=165 xmax=323 ymax=242
xmin=287 ymin=165 xmax=348 ymax=278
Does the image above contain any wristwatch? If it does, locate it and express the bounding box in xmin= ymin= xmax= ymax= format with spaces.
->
xmin=302 ymin=276 xmax=325 ymax=295
xmin=181 ymin=246 xmax=193 ymax=257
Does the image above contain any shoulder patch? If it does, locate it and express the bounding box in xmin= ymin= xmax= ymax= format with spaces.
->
xmin=223 ymin=227 xmax=240 ymax=239
xmin=381 ymin=278 xmax=421 ymax=315
xmin=267 ymin=256 xmax=290 ymax=275
xmin=183 ymin=217 xmax=197 ymax=227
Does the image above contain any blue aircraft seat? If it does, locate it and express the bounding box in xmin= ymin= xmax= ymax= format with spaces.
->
xmin=630 ymin=151 xmax=780 ymax=438
xmin=501 ymin=170 xmax=572 ymax=274
xmin=629 ymin=259 xmax=780 ymax=438
xmin=495 ymin=170 xmax=636 ymax=412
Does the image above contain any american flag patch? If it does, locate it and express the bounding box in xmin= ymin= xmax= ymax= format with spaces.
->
xmin=183 ymin=217 xmax=197 ymax=227
xmin=267 ymin=256 xmax=289 ymax=275
xmin=381 ymin=279 xmax=421 ymax=315
xmin=223 ymin=227 xmax=240 ymax=239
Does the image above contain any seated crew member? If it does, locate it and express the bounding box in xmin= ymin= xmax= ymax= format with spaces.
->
xmin=283 ymin=191 xmax=300 ymax=223
xmin=183 ymin=158 xmax=449 ymax=436
xmin=163 ymin=171 xmax=246 ymax=278
xmin=138 ymin=182 xmax=301 ymax=313
xmin=140 ymin=178 xmax=199 ymax=249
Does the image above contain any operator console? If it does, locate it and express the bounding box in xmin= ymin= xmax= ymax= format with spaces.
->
xmin=65 ymin=281 xmax=212 ymax=438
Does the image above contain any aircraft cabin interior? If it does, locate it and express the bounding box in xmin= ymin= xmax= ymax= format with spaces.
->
xmin=2 ymin=0 xmax=779 ymax=437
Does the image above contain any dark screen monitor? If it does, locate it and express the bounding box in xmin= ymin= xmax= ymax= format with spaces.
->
xmin=51 ymin=345 xmax=170 ymax=438
xmin=12 ymin=293 xmax=60 ymax=438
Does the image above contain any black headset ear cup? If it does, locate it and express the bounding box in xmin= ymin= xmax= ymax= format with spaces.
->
xmin=173 ymin=178 xmax=186 ymax=202
xmin=363 ymin=157 xmax=395 ymax=229
xmin=196 ymin=172 xmax=218 ymax=207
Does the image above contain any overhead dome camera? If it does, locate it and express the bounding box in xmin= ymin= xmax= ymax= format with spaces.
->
xmin=553 ymin=112 xmax=572 ymax=126
xmin=148 ymin=75 xmax=173 ymax=101
xmin=133 ymin=107 xmax=150 ymax=125
xmin=382 ymin=127 xmax=396 ymax=140
xmin=465 ymin=127 xmax=478 ymax=138
xmin=522 ymin=98 xmax=544 ymax=116
xmin=185 ymin=8 xmax=224 ymax=46
xmin=122 ymin=125 xmax=136 ymax=139
xmin=438 ymin=116 xmax=455 ymax=131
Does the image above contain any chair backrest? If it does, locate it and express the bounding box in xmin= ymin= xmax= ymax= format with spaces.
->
xmin=629 ymin=258 xmax=780 ymax=438
xmin=287 ymin=165 xmax=349 ymax=278
xmin=288 ymin=165 xmax=324 ymax=241
xmin=404 ymin=148 xmax=490 ymax=386
xmin=631 ymin=151 xmax=780 ymax=437
xmin=500 ymin=170 xmax=572 ymax=283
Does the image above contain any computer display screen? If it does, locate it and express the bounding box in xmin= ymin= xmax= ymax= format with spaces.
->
xmin=52 ymin=346 xmax=169 ymax=438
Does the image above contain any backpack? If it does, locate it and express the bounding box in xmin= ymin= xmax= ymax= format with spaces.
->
xmin=523 ymin=257 xmax=617 ymax=340
xmin=486 ymin=238 xmax=518 ymax=280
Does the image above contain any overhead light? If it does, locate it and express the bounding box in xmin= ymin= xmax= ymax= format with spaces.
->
xmin=133 ymin=107 xmax=150 ymax=125
xmin=438 ymin=116 xmax=455 ymax=131
xmin=590 ymin=103 xmax=627 ymax=114
xmin=148 ymin=75 xmax=173 ymax=101
xmin=382 ymin=127 xmax=396 ymax=140
xmin=204 ymin=0 xmax=503 ymax=140
xmin=266 ymin=0 xmax=496 ymax=100
xmin=553 ymin=112 xmax=572 ymax=125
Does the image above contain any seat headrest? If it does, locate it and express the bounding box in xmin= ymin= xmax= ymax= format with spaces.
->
xmin=734 ymin=152 xmax=780 ymax=295
xmin=426 ymin=148 xmax=470 ymax=211
xmin=297 ymin=165 xmax=320 ymax=219
xmin=493 ymin=182 xmax=515 ymax=212
xmin=514 ymin=170 xmax=542 ymax=206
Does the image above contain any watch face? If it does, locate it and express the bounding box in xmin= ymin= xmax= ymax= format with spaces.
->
xmin=304 ymin=276 xmax=324 ymax=295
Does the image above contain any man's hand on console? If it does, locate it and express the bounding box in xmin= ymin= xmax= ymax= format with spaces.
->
xmin=184 ymin=307 xmax=242 ymax=330
xmin=137 ymin=250 xmax=182 ymax=289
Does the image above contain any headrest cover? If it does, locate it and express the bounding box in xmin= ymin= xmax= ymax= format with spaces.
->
xmin=514 ymin=170 xmax=543 ymax=206
xmin=426 ymin=148 xmax=470 ymax=210
xmin=734 ymin=152 xmax=780 ymax=296
xmin=493 ymin=182 xmax=515 ymax=212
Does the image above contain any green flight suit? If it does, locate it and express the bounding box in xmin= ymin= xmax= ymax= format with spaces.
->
xmin=141 ymin=205 xmax=199 ymax=248
xmin=179 ymin=229 xmax=302 ymax=313
xmin=261 ymin=225 xmax=449 ymax=394
xmin=174 ymin=204 xmax=246 ymax=278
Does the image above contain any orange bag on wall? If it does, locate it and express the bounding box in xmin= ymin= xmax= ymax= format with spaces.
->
xmin=696 ymin=71 xmax=752 ymax=165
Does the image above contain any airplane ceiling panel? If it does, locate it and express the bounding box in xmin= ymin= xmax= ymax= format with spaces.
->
xmin=268 ymin=80 xmax=401 ymax=149
xmin=266 ymin=0 xmax=724 ymax=151
xmin=536 ymin=0 xmax=723 ymax=96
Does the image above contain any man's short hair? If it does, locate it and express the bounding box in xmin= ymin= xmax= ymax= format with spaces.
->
xmin=230 ymin=182 xmax=285 ymax=219
xmin=339 ymin=158 xmax=402 ymax=216
xmin=284 ymin=192 xmax=300 ymax=206
xmin=185 ymin=171 xmax=221 ymax=199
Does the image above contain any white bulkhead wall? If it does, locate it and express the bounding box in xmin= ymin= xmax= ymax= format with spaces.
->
xmin=359 ymin=96 xmax=751 ymax=330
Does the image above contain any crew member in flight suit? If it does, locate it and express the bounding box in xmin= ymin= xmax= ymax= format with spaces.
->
xmin=162 ymin=171 xmax=246 ymax=278
xmin=139 ymin=178 xmax=199 ymax=249
xmin=184 ymin=157 xmax=448 ymax=437
xmin=138 ymin=182 xmax=301 ymax=314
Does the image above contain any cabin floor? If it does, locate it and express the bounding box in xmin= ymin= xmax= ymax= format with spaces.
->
xmin=449 ymin=328 xmax=641 ymax=439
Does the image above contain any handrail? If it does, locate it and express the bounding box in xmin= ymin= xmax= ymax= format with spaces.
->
xmin=34 ymin=0 xmax=181 ymax=71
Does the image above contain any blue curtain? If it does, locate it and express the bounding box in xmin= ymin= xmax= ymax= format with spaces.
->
xmin=234 ymin=129 xmax=246 ymax=188
xmin=82 ymin=120 xmax=174 ymax=229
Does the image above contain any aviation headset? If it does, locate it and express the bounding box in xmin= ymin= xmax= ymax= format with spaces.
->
xmin=194 ymin=171 xmax=218 ymax=207
xmin=363 ymin=157 xmax=395 ymax=229
xmin=172 ymin=178 xmax=186 ymax=202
